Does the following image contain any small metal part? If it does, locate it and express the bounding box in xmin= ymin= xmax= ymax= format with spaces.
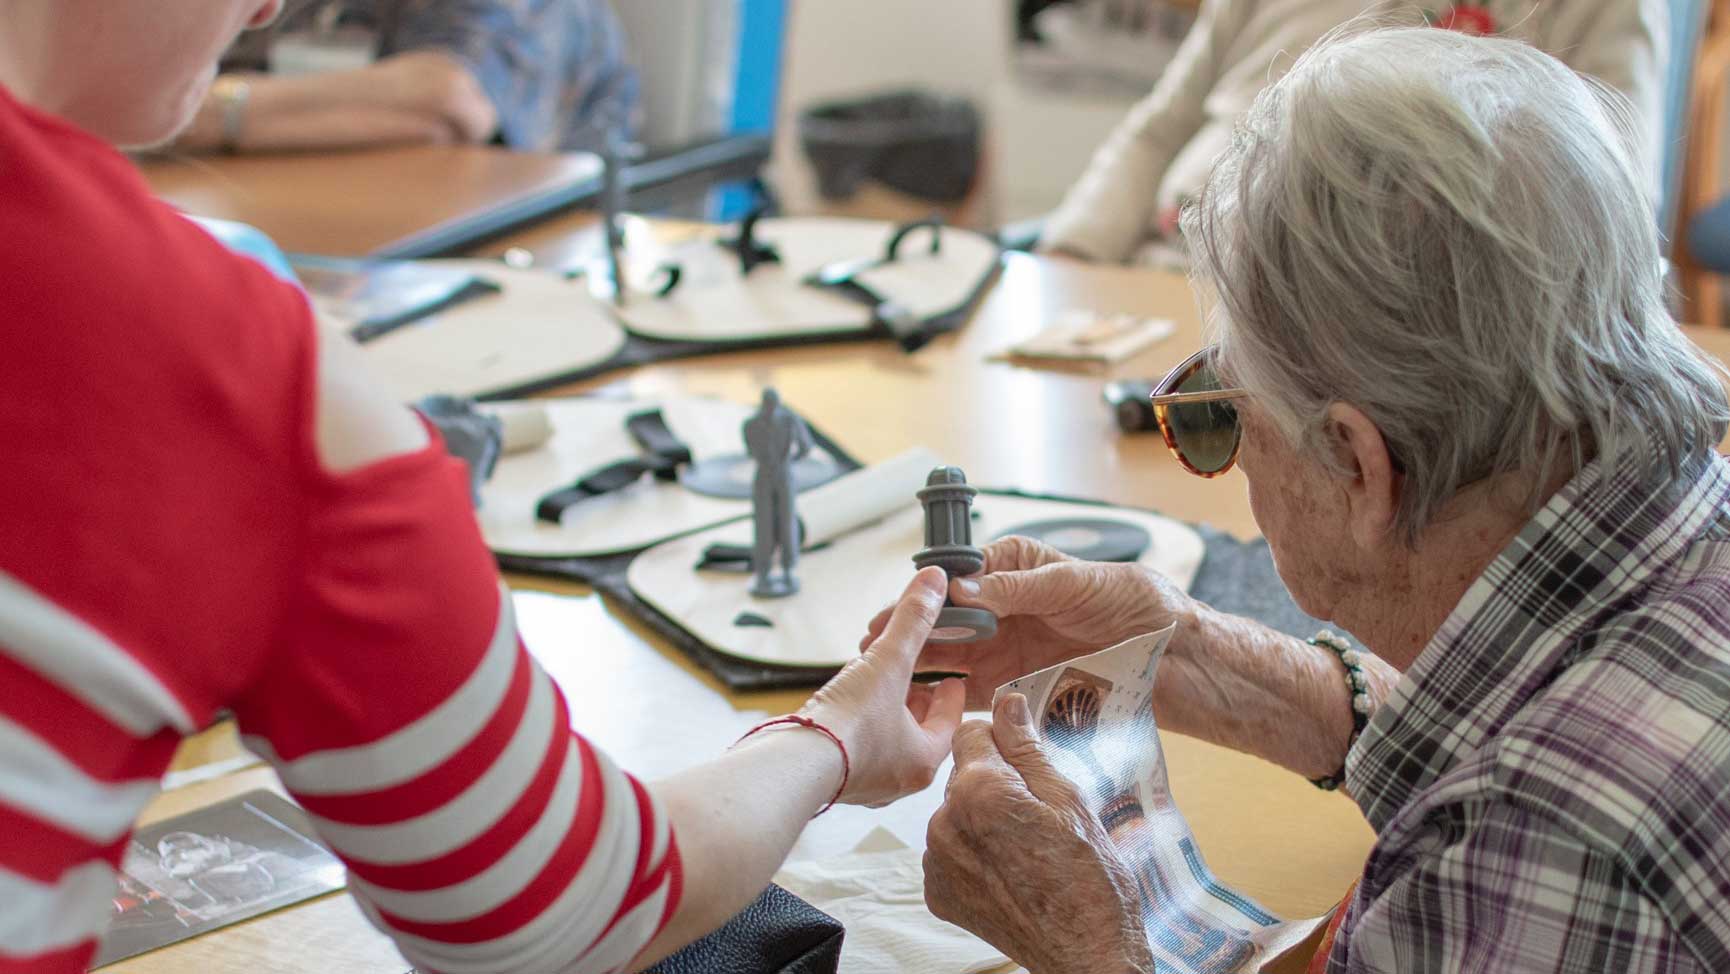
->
xmin=1102 ymin=378 xmax=1159 ymax=433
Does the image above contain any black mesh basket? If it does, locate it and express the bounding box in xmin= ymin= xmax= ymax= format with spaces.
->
xmin=798 ymin=90 xmax=981 ymax=203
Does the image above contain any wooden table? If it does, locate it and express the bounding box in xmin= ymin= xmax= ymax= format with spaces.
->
xmin=125 ymin=237 xmax=1730 ymax=974
xmin=137 ymin=145 xmax=602 ymax=259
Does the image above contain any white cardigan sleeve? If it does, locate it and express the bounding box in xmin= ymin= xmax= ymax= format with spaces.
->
xmin=1041 ymin=0 xmax=1249 ymax=263
xmin=1545 ymin=0 xmax=1667 ymax=207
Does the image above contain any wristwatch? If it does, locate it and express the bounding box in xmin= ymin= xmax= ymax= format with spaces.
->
xmin=210 ymin=76 xmax=251 ymax=153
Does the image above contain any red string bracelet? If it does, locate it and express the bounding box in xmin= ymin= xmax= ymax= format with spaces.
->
xmin=733 ymin=715 xmax=850 ymax=817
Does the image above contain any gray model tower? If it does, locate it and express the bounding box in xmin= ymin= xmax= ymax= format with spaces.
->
xmin=913 ymin=466 xmax=998 ymax=642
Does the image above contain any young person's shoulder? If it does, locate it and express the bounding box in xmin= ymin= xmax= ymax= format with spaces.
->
xmin=0 ymin=84 xmax=317 ymax=436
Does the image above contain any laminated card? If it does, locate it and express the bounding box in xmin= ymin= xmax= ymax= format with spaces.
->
xmin=996 ymin=628 xmax=1328 ymax=973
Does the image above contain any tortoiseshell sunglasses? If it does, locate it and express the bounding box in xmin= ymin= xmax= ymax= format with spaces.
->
xmin=1150 ymin=345 xmax=1250 ymax=477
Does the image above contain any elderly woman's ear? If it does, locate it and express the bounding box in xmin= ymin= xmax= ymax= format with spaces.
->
xmin=1325 ymin=402 xmax=1402 ymax=549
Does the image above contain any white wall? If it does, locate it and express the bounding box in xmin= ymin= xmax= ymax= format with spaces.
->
xmin=990 ymin=81 xmax=1141 ymax=222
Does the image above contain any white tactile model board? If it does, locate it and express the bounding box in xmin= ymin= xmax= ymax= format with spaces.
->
xmin=354 ymin=220 xmax=999 ymax=404
xmin=357 ymin=261 xmax=626 ymax=402
xmin=614 ymin=217 xmax=1002 ymax=343
xmin=477 ymin=396 xmax=846 ymax=559
xmin=628 ymin=491 xmax=1206 ymax=670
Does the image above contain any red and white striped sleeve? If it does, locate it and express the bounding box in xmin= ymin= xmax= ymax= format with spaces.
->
xmin=231 ymin=436 xmax=681 ymax=974
xmin=0 ymin=87 xmax=681 ymax=972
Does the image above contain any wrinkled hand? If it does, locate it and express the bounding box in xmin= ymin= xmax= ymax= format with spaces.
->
xmin=924 ymin=693 xmax=1155 ymax=974
xmin=800 ymin=567 xmax=967 ymax=807
xmin=861 ymin=536 xmax=1191 ymax=708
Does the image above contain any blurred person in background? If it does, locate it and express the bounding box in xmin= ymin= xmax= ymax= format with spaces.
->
xmin=176 ymin=0 xmax=639 ymax=154
xmin=1041 ymin=0 xmax=1665 ymax=267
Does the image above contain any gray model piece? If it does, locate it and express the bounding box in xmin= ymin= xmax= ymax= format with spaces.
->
xmin=414 ymin=394 xmax=503 ymax=507
xmin=744 ymin=388 xmax=814 ymax=598
xmin=598 ymin=106 xmax=641 ymax=306
xmin=914 ymin=466 xmax=999 ymax=643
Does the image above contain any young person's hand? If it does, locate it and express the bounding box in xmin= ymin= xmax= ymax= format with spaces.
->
xmin=794 ymin=567 xmax=967 ymax=807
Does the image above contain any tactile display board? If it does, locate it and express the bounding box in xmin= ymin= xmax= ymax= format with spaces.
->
xmin=614 ymin=217 xmax=1003 ymax=343
xmin=479 ymin=396 xmax=845 ymax=559
xmin=358 ymin=260 xmax=625 ymax=402
xmin=627 ymin=493 xmax=1206 ymax=669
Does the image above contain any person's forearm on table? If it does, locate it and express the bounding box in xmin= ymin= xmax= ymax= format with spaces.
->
xmin=181 ymin=103 xmax=460 ymax=151
xmin=178 ymin=52 xmax=496 ymax=152
xmin=632 ymin=728 xmax=843 ymax=967
xmin=1157 ymin=594 xmax=1400 ymax=782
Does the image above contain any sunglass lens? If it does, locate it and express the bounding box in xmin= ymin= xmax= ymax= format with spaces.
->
xmin=1166 ymin=361 xmax=1240 ymax=474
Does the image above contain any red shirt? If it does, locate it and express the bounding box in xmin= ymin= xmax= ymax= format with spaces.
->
xmin=0 ymin=85 xmax=678 ymax=973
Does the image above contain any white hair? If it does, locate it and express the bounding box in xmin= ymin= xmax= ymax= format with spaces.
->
xmin=1185 ymin=27 xmax=1730 ymax=542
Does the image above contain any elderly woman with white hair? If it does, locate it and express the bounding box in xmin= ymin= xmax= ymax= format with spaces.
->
xmin=889 ymin=26 xmax=1730 ymax=973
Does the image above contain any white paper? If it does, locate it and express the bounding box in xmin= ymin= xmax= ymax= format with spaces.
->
xmin=997 ymin=310 xmax=1175 ymax=365
xmin=777 ymin=830 xmax=1010 ymax=974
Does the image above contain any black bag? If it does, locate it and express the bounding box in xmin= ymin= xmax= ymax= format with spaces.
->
xmin=798 ymin=90 xmax=981 ymax=203
xmin=648 ymin=884 xmax=844 ymax=974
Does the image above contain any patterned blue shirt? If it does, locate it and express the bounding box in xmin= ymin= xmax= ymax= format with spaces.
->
xmin=232 ymin=0 xmax=639 ymax=153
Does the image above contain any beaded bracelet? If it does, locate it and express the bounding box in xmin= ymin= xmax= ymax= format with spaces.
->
xmin=1307 ymin=630 xmax=1372 ymax=791
xmin=734 ymin=714 xmax=850 ymax=816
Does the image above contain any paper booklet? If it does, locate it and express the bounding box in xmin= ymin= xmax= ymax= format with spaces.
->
xmin=992 ymin=310 xmax=1175 ymax=367
xmin=996 ymin=628 xmax=1327 ymax=973
xmin=94 ymin=791 xmax=346 ymax=968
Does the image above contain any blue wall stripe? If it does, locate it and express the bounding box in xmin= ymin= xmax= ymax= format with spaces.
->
xmin=730 ymin=0 xmax=788 ymax=135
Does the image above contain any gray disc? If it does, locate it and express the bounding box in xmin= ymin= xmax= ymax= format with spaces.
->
xmin=927 ymin=606 xmax=997 ymax=644
xmin=996 ymin=518 xmax=1151 ymax=563
xmin=679 ymin=452 xmax=847 ymax=499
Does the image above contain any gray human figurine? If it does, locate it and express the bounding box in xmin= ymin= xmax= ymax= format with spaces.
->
xmin=744 ymin=388 xmax=814 ymax=598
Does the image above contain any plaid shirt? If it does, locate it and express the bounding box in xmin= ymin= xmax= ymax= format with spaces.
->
xmin=1331 ymin=452 xmax=1730 ymax=972
xmin=231 ymin=0 xmax=639 ymax=153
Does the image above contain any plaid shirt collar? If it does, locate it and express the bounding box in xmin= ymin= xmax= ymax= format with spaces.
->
xmin=1345 ymin=452 xmax=1730 ymax=832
